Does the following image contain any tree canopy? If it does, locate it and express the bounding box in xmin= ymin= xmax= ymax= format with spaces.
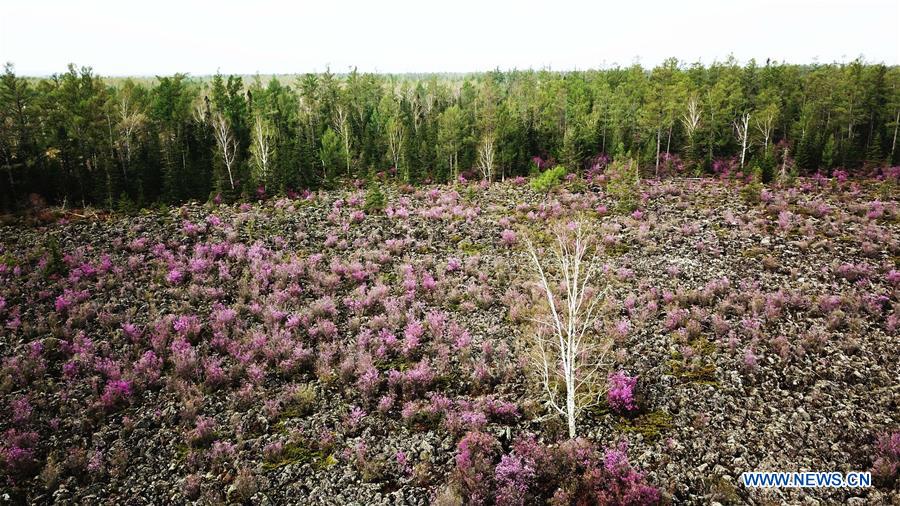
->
xmin=1 ymin=59 xmax=897 ymax=209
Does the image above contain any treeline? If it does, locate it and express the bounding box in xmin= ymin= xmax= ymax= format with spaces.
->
xmin=0 ymin=59 xmax=898 ymax=209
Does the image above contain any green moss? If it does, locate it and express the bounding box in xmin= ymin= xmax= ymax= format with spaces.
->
xmin=616 ymin=410 xmax=673 ymax=440
xmin=280 ymin=383 xmax=317 ymax=419
xmin=876 ymin=180 xmax=897 ymax=201
xmin=668 ymin=338 xmax=718 ymax=384
xmin=319 ymin=453 xmax=338 ymax=469
xmin=567 ymin=178 xmax=588 ymax=194
xmin=360 ymin=459 xmax=388 ymax=483
xmin=430 ymin=372 xmax=461 ymax=391
xmin=457 ymin=237 xmax=484 ymax=255
xmin=692 ymin=337 xmax=717 ymax=355
xmin=585 ymin=401 xmax=611 ymax=418
xmin=712 ymin=227 xmax=730 ymax=240
xmin=173 ymin=443 xmax=190 ymax=462
xmin=667 ymin=359 xmax=717 ymax=382
xmin=707 ymin=476 xmax=742 ymax=503
xmin=605 ymin=159 xmax=640 ymax=212
xmin=376 ymin=357 xmax=410 ymax=372
xmin=836 ymin=235 xmax=857 ymax=245
xmin=604 ymin=242 xmax=630 ymax=257
xmin=462 ymin=185 xmax=480 ymax=202
xmin=262 ymin=442 xmax=336 ymax=472
xmin=279 ymin=404 xmax=312 ymax=422
xmin=0 ymin=253 xmax=16 ymax=268
xmin=740 ymin=247 xmax=767 ymax=258
xmin=380 ymin=269 xmax=399 ymax=287
xmin=273 ymin=419 xmax=290 ymax=435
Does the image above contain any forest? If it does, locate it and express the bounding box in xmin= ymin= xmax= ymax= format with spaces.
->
xmin=1 ymin=58 xmax=898 ymax=210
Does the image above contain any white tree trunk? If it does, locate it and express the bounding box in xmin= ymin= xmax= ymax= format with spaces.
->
xmin=477 ymin=134 xmax=495 ymax=182
xmin=526 ymin=222 xmax=611 ymax=439
xmin=388 ymin=120 xmax=404 ymax=178
xmin=212 ymin=113 xmax=237 ymax=190
xmin=734 ymin=112 xmax=751 ymax=168
xmin=334 ymin=106 xmax=351 ymax=177
xmin=251 ymin=115 xmax=273 ymax=189
xmin=781 ymin=145 xmax=790 ymax=181
xmin=892 ymin=109 xmax=899 ymax=161
xmin=566 ymin=367 xmax=576 ymax=438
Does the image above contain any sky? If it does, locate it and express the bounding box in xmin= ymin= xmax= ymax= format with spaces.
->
xmin=1 ymin=0 xmax=898 ymax=76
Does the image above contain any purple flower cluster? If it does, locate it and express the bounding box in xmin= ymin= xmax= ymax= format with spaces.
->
xmin=872 ymin=432 xmax=900 ymax=486
xmin=607 ymin=371 xmax=638 ymax=413
xmin=452 ymin=432 xmax=659 ymax=505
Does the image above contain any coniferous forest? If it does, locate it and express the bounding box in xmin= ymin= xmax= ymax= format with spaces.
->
xmin=1 ymin=59 xmax=898 ymax=210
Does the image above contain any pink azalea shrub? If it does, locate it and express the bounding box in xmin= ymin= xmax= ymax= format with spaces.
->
xmin=451 ymin=431 xmax=659 ymax=505
xmin=872 ymin=432 xmax=900 ymax=486
xmin=607 ymin=371 xmax=638 ymax=414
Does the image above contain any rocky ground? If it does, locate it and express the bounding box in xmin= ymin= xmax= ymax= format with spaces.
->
xmin=0 ymin=176 xmax=898 ymax=504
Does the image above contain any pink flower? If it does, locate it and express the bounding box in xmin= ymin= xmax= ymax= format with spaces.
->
xmin=100 ymin=379 xmax=132 ymax=410
xmin=500 ymin=229 xmax=517 ymax=247
xmin=10 ymin=397 xmax=32 ymax=425
xmin=446 ymin=258 xmax=462 ymax=272
xmin=743 ymin=347 xmax=759 ymax=372
xmin=166 ymin=268 xmax=184 ymax=285
xmin=607 ymin=371 xmax=638 ymax=413
xmin=347 ymin=406 xmax=367 ymax=427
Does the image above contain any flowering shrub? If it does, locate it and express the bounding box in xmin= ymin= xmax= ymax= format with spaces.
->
xmin=450 ymin=432 xmax=659 ymax=505
xmin=446 ymin=258 xmax=462 ymax=273
xmin=872 ymin=431 xmax=900 ymax=486
xmin=100 ymin=379 xmax=133 ymax=411
xmin=171 ymin=338 xmax=198 ymax=379
xmin=187 ymin=417 xmax=217 ymax=448
xmin=133 ymin=350 xmax=163 ymax=386
xmin=607 ymin=371 xmax=638 ymax=414
xmin=453 ymin=431 xmax=500 ymax=504
xmin=10 ymin=397 xmax=32 ymax=426
xmin=1 ymin=429 xmax=40 ymax=481
xmin=166 ymin=268 xmax=184 ymax=285
xmin=500 ymin=229 xmax=518 ymax=247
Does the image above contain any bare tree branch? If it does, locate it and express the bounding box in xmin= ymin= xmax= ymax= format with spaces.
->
xmin=525 ymin=220 xmax=611 ymax=438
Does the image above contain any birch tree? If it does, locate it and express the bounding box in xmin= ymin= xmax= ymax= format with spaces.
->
xmin=250 ymin=115 xmax=274 ymax=190
xmin=405 ymin=86 xmax=424 ymax=135
xmin=116 ymin=91 xmax=147 ymax=181
xmin=734 ymin=111 xmax=751 ymax=168
xmin=212 ymin=112 xmax=238 ymax=190
xmin=526 ymin=220 xmax=612 ymax=438
xmin=387 ymin=116 xmax=404 ymax=179
xmin=681 ymin=96 xmax=702 ymax=165
xmin=333 ymin=105 xmax=351 ymax=177
xmin=754 ymin=105 xmax=777 ymax=157
xmin=476 ymin=133 xmax=495 ymax=181
xmin=890 ymin=108 xmax=899 ymax=163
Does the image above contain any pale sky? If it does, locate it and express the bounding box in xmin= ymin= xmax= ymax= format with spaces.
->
xmin=1 ymin=0 xmax=898 ymax=76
